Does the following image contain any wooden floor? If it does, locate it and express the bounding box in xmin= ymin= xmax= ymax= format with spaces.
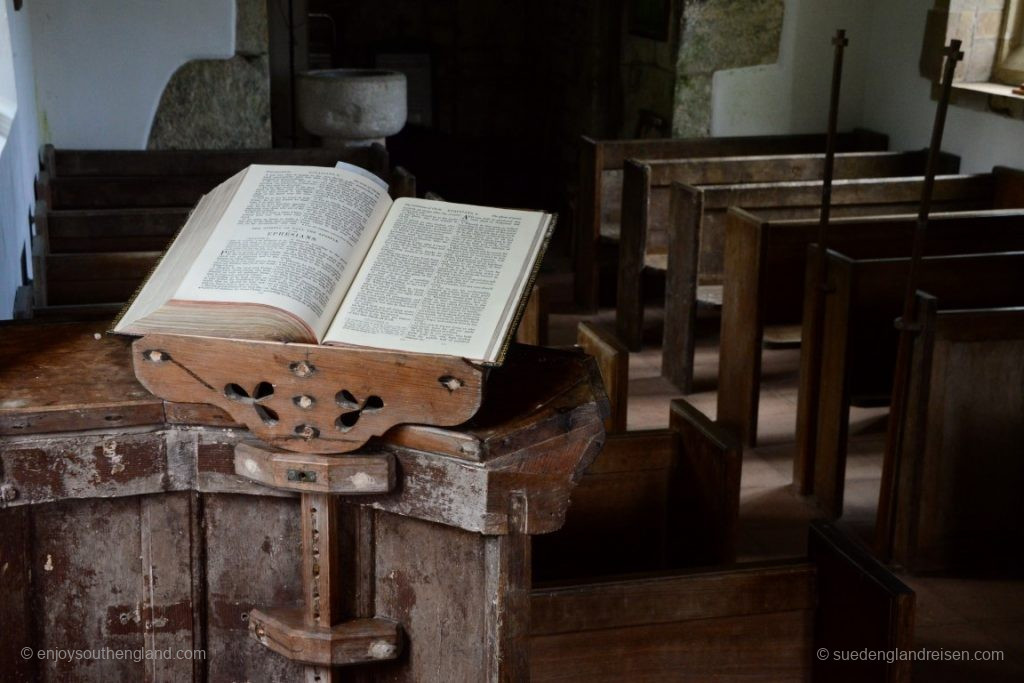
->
xmin=549 ymin=305 xmax=1024 ymax=683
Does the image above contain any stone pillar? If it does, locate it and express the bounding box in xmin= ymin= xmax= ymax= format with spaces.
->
xmin=672 ymin=0 xmax=785 ymax=137
xmin=148 ymin=0 xmax=272 ymax=149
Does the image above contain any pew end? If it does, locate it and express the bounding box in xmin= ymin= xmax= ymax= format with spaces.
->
xmin=575 ymin=321 xmax=628 ymax=432
xmin=883 ymin=296 xmax=1024 ymax=573
xmin=515 ymin=283 xmax=549 ymax=347
xmin=532 ymin=397 xmax=741 ymax=582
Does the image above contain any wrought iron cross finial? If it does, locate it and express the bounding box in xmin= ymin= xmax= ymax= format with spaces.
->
xmin=945 ymin=39 xmax=964 ymax=62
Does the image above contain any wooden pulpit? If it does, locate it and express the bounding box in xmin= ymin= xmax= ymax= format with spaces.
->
xmin=0 ymin=321 xmax=607 ymax=682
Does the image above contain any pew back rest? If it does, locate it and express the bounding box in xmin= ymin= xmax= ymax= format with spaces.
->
xmin=679 ymin=172 xmax=1008 ymax=282
xmin=625 ymin=150 xmax=958 ymax=255
xmin=42 ymin=144 xmax=390 ymax=178
xmin=828 ymin=250 xmax=1024 ymax=398
xmin=574 ymin=129 xmax=888 ymax=306
xmin=726 ymin=208 xmax=1024 ymax=326
xmin=582 ymin=129 xmax=888 ymax=236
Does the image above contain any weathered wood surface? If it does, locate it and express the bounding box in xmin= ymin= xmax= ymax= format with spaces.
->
xmin=202 ymin=493 xmax=307 ymax=682
xmin=132 ymin=334 xmax=486 ymax=454
xmin=0 ymin=321 xmax=162 ymax=435
xmin=0 ymin=426 xmax=294 ymax=507
xmin=657 ymin=168 xmax=1024 ymax=359
xmin=796 ymin=250 xmax=1024 ymax=518
xmin=574 ymin=129 xmax=889 ymax=309
xmin=713 ymin=208 xmax=1024 ymax=446
xmin=1 ymin=322 xmax=609 ymax=464
xmin=2 ymin=322 xmax=608 ymax=531
xmin=882 ymin=297 xmax=1024 ymax=573
xmin=0 ymin=320 xmax=608 ymax=682
xmin=234 ymin=442 xmax=396 ymax=494
xmin=531 ymin=520 xmax=914 ymax=683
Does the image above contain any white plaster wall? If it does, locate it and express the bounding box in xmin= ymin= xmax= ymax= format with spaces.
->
xmin=30 ymin=0 xmax=235 ymax=149
xmin=710 ymin=0 xmax=873 ymax=137
xmin=0 ymin=0 xmax=40 ymax=317
xmin=861 ymin=0 xmax=1024 ymax=173
xmin=710 ymin=0 xmax=1023 ymax=172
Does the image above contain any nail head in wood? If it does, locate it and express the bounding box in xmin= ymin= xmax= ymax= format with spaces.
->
xmin=290 ymin=360 xmax=316 ymax=378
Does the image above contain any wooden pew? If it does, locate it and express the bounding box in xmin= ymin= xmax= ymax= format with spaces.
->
xmin=37 ymin=168 xmax=419 ymax=211
xmin=797 ymin=250 xmax=1024 ymax=518
xmin=36 ymin=204 xmax=189 ymax=253
xmin=31 ymin=146 xmax=415 ymax=310
xmin=881 ymin=295 xmax=1024 ymax=573
xmin=533 ymin=397 xmax=741 ymax=581
xmin=659 ymin=167 xmax=1024 ymax=381
xmin=575 ymin=321 xmax=629 ymax=433
xmin=39 ymin=144 xmax=389 ymax=178
xmin=531 ymin=519 xmax=915 ymax=682
xmin=573 ymin=129 xmax=889 ymax=310
xmin=715 ymin=209 xmax=1024 ymax=447
xmin=39 ymin=251 xmax=160 ymax=307
xmin=617 ymin=150 xmax=960 ymax=351
xmin=514 ymin=284 xmax=549 ymax=347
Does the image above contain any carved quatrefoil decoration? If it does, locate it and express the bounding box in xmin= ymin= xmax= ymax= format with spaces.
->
xmin=334 ymin=390 xmax=384 ymax=432
xmin=223 ymin=381 xmax=385 ymax=435
xmin=224 ymin=381 xmax=279 ymax=425
xmin=133 ymin=335 xmax=485 ymax=454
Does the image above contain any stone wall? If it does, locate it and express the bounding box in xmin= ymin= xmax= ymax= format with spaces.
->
xmin=621 ymin=1 xmax=680 ymax=137
xmin=921 ymin=0 xmax=1010 ymax=82
xmin=617 ymin=0 xmax=786 ymax=138
xmin=672 ymin=0 xmax=785 ymax=137
xmin=148 ymin=0 xmax=271 ymax=149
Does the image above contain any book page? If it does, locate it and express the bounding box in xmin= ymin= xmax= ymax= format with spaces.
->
xmin=174 ymin=164 xmax=392 ymax=339
xmin=323 ymin=198 xmax=550 ymax=362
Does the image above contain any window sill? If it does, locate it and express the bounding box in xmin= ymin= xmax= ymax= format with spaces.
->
xmin=953 ymin=81 xmax=1024 ymax=100
xmin=939 ymin=80 xmax=1024 ymax=119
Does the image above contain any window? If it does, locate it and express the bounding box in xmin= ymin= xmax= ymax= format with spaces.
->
xmin=921 ymin=0 xmax=1024 ymax=107
xmin=993 ymin=0 xmax=1024 ymax=85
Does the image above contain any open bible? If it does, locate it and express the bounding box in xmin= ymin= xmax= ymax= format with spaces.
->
xmin=113 ymin=163 xmax=554 ymax=364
